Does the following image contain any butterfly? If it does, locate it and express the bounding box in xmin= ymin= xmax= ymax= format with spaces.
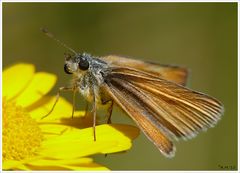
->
xmin=42 ymin=28 xmax=224 ymax=157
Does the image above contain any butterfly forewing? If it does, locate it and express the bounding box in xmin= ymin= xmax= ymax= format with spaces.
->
xmin=101 ymin=55 xmax=189 ymax=86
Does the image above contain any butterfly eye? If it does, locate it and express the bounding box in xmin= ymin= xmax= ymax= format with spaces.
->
xmin=79 ymin=58 xmax=89 ymax=70
xmin=64 ymin=64 xmax=73 ymax=74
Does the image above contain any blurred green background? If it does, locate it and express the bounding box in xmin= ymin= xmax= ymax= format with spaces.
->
xmin=3 ymin=3 xmax=237 ymax=170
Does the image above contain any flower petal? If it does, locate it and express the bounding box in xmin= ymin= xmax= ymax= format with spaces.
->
xmin=14 ymin=72 xmax=57 ymax=108
xmin=3 ymin=160 xmax=30 ymax=170
xmin=28 ymin=96 xmax=84 ymax=122
xmin=3 ymin=63 xmax=35 ymax=99
xmin=4 ymin=157 xmax=109 ymax=170
xmin=37 ymin=124 xmax=139 ymax=159
xmin=40 ymin=124 xmax=73 ymax=138
xmin=24 ymin=157 xmax=108 ymax=170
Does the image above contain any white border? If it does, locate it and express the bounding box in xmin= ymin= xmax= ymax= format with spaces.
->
xmin=1 ymin=1 xmax=239 ymax=173
xmin=0 ymin=0 xmax=239 ymax=2
xmin=238 ymin=2 xmax=240 ymax=173
xmin=0 ymin=0 xmax=2 ymax=172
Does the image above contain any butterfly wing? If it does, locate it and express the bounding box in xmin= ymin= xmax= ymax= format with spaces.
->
xmin=101 ymin=80 xmax=176 ymax=157
xmin=101 ymin=67 xmax=224 ymax=157
xmin=101 ymin=55 xmax=189 ymax=86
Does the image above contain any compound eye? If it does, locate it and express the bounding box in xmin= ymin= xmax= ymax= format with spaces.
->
xmin=64 ymin=64 xmax=73 ymax=74
xmin=78 ymin=58 xmax=89 ymax=70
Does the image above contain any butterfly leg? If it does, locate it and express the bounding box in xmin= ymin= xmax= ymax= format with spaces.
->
xmin=105 ymin=101 xmax=113 ymax=157
xmin=107 ymin=101 xmax=113 ymax=124
xmin=92 ymin=90 xmax=97 ymax=141
xmin=41 ymin=86 xmax=73 ymax=119
xmin=71 ymin=87 xmax=77 ymax=119
xmin=84 ymin=102 xmax=89 ymax=117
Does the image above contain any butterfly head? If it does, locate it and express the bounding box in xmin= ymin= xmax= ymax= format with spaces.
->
xmin=64 ymin=52 xmax=92 ymax=75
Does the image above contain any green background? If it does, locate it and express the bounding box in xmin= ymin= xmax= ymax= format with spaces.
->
xmin=3 ymin=3 xmax=237 ymax=170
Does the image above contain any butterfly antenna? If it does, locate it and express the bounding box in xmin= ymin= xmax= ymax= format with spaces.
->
xmin=41 ymin=27 xmax=77 ymax=55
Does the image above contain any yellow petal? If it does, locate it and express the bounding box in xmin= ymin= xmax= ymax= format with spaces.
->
xmin=5 ymin=157 xmax=108 ymax=170
xmin=3 ymin=63 xmax=35 ymax=99
xmin=62 ymin=162 xmax=109 ymax=171
xmin=65 ymin=164 xmax=109 ymax=171
xmin=39 ymin=124 xmax=70 ymax=137
xmin=25 ymin=157 xmax=109 ymax=170
xmin=39 ymin=137 xmax=118 ymax=159
xmin=25 ymin=157 xmax=93 ymax=166
xmin=14 ymin=72 xmax=57 ymax=107
xmin=28 ymin=96 xmax=84 ymax=122
xmin=3 ymin=160 xmax=30 ymax=170
xmin=26 ymin=164 xmax=109 ymax=171
xmin=38 ymin=124 xmax=139 ymax=159
xmin=18 ymin=157 xmax=108 ymax=170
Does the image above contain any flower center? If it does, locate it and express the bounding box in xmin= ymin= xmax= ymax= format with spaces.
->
xmin=2 ymin=98 xmax=43 ymax=161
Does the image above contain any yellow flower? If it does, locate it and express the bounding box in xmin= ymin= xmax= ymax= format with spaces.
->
xmin=2 ymin=63 xmax=140 ymax=170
